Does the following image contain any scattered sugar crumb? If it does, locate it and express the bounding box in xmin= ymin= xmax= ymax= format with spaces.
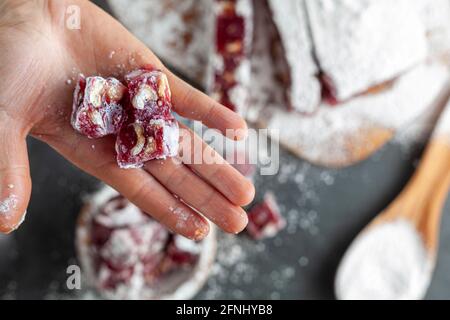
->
xmin=7 ymin=184 xmax=14 ymax=189
xmin=1 ymin=281 xmax=17 ymax=300
xmin=270 ymin=291 xmax=281 ymax=299
xmin=201 ymin=233 xmax=256 ymax=299
xmin=109 ymin=50 xmax=116 ymax=59
xmin=319 ymin=171 xmax=335 ymax=186
xmin=0 ymin=194 xmax=18 ymax=216
xmin=298 ymin=256 xmax=309 ymax=267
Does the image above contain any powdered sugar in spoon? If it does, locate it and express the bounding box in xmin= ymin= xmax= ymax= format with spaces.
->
xmin=335 ymin=90 xmax=450 ymax=300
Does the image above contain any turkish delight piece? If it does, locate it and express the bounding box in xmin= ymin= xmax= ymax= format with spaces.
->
xmin=306 ymin=0 xmax=428 ymax=103
xmin=267 ymin=0 xmax=321 ymax=113
xmin=152 ymin=235 xmax=202 ymax=281
xmin=76 ymin=186 xmax=217 ymax=300
xmin=207 ymin=0 xmax=253 ymax=116
xmin=116 ymin=69 xmax=179 ymax=169
xmin=71 ymin=75 xmax=126 ymax=139
xmin=246 ymin=192 xmax=286 ymax=240
xmin=86 ymin=192 xmax=202 ymax=296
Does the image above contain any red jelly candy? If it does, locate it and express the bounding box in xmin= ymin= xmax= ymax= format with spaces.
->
xmin=115 ymin=69 xmax=179 ymax=169
xmin=91 ymin=195 xmax=172 ymax=291
xmin=246 ymin=192 xmax=286 ymax=240
xmin=71 ymin=75 xmax=126 ymax=138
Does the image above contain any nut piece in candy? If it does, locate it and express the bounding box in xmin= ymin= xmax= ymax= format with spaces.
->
xmin=115 ymin=69 xmax=179 ymax=169
xmin=246 ymin=192 xmax=286 ymax=240
xmin=71 ymin=75 xmax=126 ymax=139
xmin=70 ymin=68 xmax=179 ymax=169
xmin=125 ymin=69 xmax=174 ymax=121
xmin=116 ymin=119 xmax=179 ymax=169
xmin=132 ymin=85 xmax=158 ymax=110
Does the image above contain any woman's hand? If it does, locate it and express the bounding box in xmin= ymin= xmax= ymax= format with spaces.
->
xmin=0 ymin=0 xmax=255 ymax=239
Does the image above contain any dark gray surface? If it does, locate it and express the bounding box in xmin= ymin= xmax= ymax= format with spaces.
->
xmin=2 ymin=136 xmax=450 ymax=300
xmin=1 ymin=0 xmax=450 ymax=300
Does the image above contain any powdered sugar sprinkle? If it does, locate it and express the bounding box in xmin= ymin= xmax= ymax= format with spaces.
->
xmin=0 ymin=194 xmax=18 ymax=216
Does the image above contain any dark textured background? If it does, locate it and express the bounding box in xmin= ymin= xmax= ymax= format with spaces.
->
xmin=1 ymin=0 xmax=450 ymax=300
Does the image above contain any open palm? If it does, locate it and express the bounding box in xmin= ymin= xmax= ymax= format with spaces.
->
xmin=0 ymin=0 xmax=254 ymax=239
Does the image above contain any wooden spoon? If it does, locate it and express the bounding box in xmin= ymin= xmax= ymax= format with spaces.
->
xmin=335 ymin=92 xmax=450 ymax=300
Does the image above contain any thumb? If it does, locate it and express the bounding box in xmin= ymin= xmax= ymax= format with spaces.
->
xmin=0 ymin=126 xmax=31 ymax=234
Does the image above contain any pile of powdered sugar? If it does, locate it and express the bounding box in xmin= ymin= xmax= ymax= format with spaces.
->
xmin=306 ymin=0 xmax=428 ymax=101
xmin=335 ymin=219 xmax=433 ymax=300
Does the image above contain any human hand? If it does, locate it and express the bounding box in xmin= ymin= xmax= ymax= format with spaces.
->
xmin=0 ymin=0 xmax=255 ymax=238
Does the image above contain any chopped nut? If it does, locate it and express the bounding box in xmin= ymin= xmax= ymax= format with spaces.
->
xmin=132 ymin=85 xmax=158 ymax=110
xmin=226 ymin=41 xmax=243 ymax=54
xmin=88 ymin=77 xmax=107 ymax=108
xmin=130 ymin=123 xmax=145 ymax=156
xmin=145 ymin=136 xmax=156 ymax=154
xmin=157 ymin=73 xmax=171 ymax=99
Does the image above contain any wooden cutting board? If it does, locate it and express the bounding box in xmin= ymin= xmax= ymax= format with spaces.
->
xmin=108 ymin=0 xmax=450 ymax=168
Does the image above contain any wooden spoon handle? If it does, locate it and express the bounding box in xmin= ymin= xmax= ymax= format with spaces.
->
xmin=415 ymin=139 xmax=450 ymax=252
xmin=390 ymin=140 xmax=450 ymax=250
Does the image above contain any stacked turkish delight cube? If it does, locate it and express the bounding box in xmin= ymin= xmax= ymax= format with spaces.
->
xmin=72 ymin=68 xmax=179 ymax=169
xmin=84 ymin=192 xmax=202 ymax=298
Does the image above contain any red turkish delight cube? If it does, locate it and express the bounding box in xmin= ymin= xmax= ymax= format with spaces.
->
xmin=115 ymin=69 xmax=179 ymax=169
xmin=116 ymin=119 xmax=179 ymax=169
xmin=246 ymin=192 xmax=286 ymax=240
xmin=71 ymin=75 xmax=126 ymax=138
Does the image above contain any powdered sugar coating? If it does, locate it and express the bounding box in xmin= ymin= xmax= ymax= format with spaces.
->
xmin=116 ymin=69 xmax=179 ymax=168
xmin=71 ymin=75 xmax=126 ymax=139
xmin=306 ymin=0 xmax=428 ymax=102
xmin=93 ymin=196 xmax=147 ymax=228
xmin=267 ymin=0 xmax=321 ymax=113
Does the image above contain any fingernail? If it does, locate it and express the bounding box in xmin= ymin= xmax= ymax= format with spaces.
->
xmin=11 ymin=210 xmax=27 ymax=232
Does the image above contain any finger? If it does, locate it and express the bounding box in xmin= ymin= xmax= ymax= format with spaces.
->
xmin=0 ymin=123 xmax=31 ymax=233
xmin=41 ymin=127 xmax=209 ymax=240
xmin=164 ymin=70 xmax=248 ymax=140
xmin=145 ymin=157 xmax=248 ymax=234
xmin=178 ymin=124 xmax=255 ymax=206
